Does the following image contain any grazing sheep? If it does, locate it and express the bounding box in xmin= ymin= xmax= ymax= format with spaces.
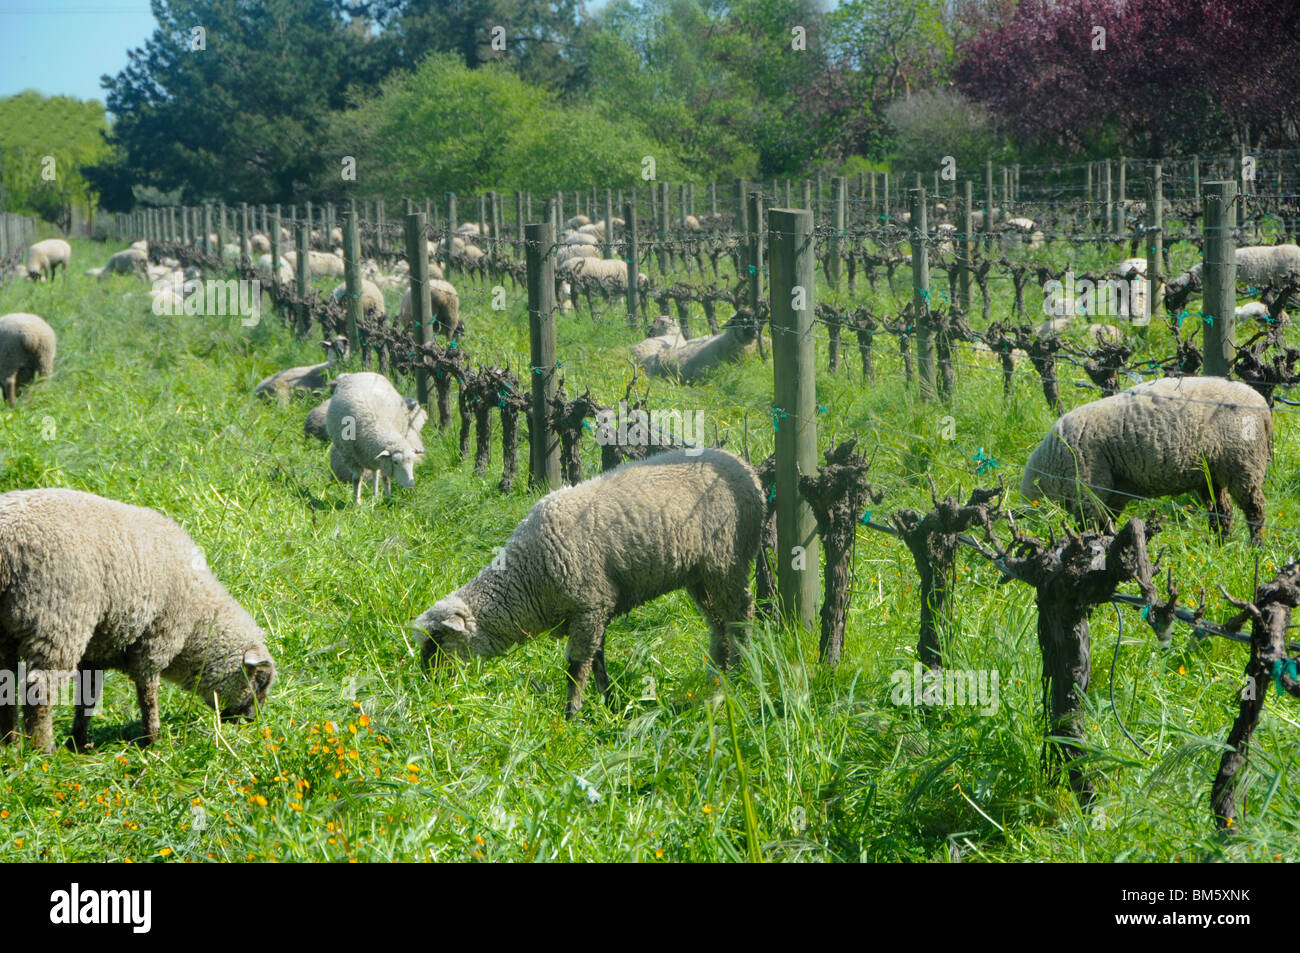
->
xmin=326 ymin=372 xmax=422 ymax=504
xmin=24 ymin=239 xmax=72 ymax=282
xmin=0 ymin=488 xmax=275 ymax=753
xmin=999 ymin=217 xmax=1044 ymax=249
xmin=557 ymin=243 xmax=600 ymax=265
xmin=254 ymin=335 xmax=350 ymax=401
xmin=0 ymin=313 xmax=55 ymax=407
xmin=630 ymin=315 xmax=687 ymax=364
xmin=398 ymin=280 xmax=461 ymax=337
xmin=100 ymin=247 xmax=148 ymax=280
xmin=414 ymin=449 xmax=764 ymax=715
xmin=249 ymin=233 xmax=271 ymax=254
xmin=1021 ymin=376 xmax=1272 ymax=541
xmin=557 ymin=256 xmax=646 ymax=302
xmin=566 ymin=214 xmax=591 ymax=230
xmin=1165 ymin=244 xmax=1300 ymax=312
xmin=308 ymin=250 xmax=347 ymax=278
xmin=1037 ymin=318 xmax=1123 ymax=345
xmin=253 ymin=253 xmax=295 ymax=284
xmin=642 ymin=310 xmax=759 ymax=382
xmin=323 ymin=397 xmax=427 ymax=491
xmin=330 ymin=278 xmax=385 ymax=316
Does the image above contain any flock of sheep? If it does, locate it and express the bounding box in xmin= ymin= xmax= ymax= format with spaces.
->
xmin=0 ymin=214 xmax=1291 ymax=761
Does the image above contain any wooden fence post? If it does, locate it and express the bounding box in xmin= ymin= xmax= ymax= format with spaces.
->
xmin=270 ymin=205 xmax=282 ymax=283
xmin=602 ymin=189 xmax=613 ymax=259
xmin=830 ymin=175 xmax=845 ymax=294
xmin=624 ymin=201 xmax=639 ymax=326
xmin=239 ymin=202 xmax=251 ymax=268
xmin=445 ymin=193 xmax=457 ymax=277
xmin=405 ymin=211 xmax=433 ymax=409
xmin=295 ymin=218 xmax=310 ymax=336
xmin=959 ymin=180 xmax=973 ymax=312
xmin=983 ymin=161 xmax=993 ymax=248
xmin=747 ymin=190 xmax=762 ymax=317
xmin=1202 ymin=181 xmax=1237 ymax=376
xmin=911 ymin=187 xmax=936 ymax=400
xmin=658 ymin=181 xmax=670 ymax=273
xmin=769 ymin=207 xmax=819 ymax=634
xmin=1145 ymin=164 xmax=1163 ymax=325
xmin=526 ymin=220 xmax=561 ymax=490
xmin=342 ymin=211 xmax=362 ymax=355
xmin=202 ymin=205 xmax=213 ymax=255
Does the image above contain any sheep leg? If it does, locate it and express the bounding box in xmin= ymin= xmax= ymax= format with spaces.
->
xmin=563 ymin=613 xmax=606 ymax=718
xmin=21 ymin=669 xmax=56 ymax=754
xmin=3 ymin=374 xmax=14 ymax=408
xmin=134 ymin=672 xmax=161 ymax=745
xmin=591 ymin=637 xmax=615 ymax=710
xmin=69 ymin=666 xmax=101 ymax=752
xmin=352 ymin=474 xmax=364 ymax=506
xmin=0 ymin=636 xmax=16 ymax=744
xmin=1210 ymin=484 xmax=1235 ymax=539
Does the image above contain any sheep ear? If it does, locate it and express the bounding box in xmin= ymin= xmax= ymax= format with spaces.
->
xmin=319 ymin=341 xmax=332 ymax=351
xmin=377 ymin=449 xmax=392 ymax=459
xmin=243 ymin=649 xmax=273 ymax=673
xmin=442 ymin=616 xmax=468 ymax=634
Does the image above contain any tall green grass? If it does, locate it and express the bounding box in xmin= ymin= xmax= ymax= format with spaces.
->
xmin=0 ymin=231 xmax=1295 ymax=862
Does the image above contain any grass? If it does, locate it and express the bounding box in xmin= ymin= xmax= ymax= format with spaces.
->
xmin=0 ymin=228 xmax=1298 ymax=862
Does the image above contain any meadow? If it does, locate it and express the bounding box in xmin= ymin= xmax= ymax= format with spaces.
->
xmin=1 ymin=227 xmax=1298 ymax=863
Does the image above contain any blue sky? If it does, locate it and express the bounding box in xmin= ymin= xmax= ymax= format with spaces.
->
xmin=0 ymin=0 xmax=157 ymax=103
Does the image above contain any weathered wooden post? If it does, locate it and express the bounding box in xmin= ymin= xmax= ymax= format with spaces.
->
xmin=602 ymin=189 xmax=613 ymax=259
xmin=830 ymin=175 xmax=845 ymax=294
xmin=1192 ymin=154 xmax=1200 ymax=200
xmin=959 ymin=180 xmax=973 ymax=313
xmin=911 ymin=187 xmax=936 ymax=400
xmin=658 ymin=181 xmax=670 ymax=273
xmin=270 ymin=205 xmax=282 ymax=283
xmin=404 ymin=211 xmax=433 ymax=409
xmin=883 ymin=172 xmax=890 ymax=223
xmin=294 ymin=218 xmax=310 ymax=336
xmin=445 ymin=193 xmax=457 ymax=277
xmin=239 ymin=202 xmax=251 ymax=268
xmin=526 ymin=220 xmax=561 ymax=490
xmin=202 ymin=205 xmax=213 ymax=255
xmin=341 ymin=210 xmax=363 ymax=355
xmin=769 ymin=207 xmax=819 ymax=633
xmin=747 ymin=190 xmax=762 ymax=317
xmin=1145 ymin=164 xmax=1163 ymax=325
xmin=983 ymin=161 xmax=994 ymax=248
xmin=1103 ymin=161 xmax=1113 ymax=242
xmin=1116 ymin=156 xmax=1127 ymax=235
xmin=1202 ymin=181 xmax=1237 ymax=376
xmin=624 ymin=201 xmax=639 ymax=325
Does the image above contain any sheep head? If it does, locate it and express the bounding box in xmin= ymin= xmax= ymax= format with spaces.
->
xmin=376 ymin=445 xmax=417 ymax=488
xmin=414 ymin=595 xmax=480 ymax=665
xmin=171 ymin=605 xmax=276 ymax=723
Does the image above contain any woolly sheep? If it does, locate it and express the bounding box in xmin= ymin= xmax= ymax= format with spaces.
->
xmin=398 ymin=280 xmax=460 ymax=337
xmin=630 ymin=315 xmax=687 ymax=364
xmin=100 ymin=247 xmax=148 ymax=280
xmin=565 ymin=214 xmax=591 ymax=230
xmin=1165 ymin=244 xmax=1300 ymax=311
xmin=325 ymin=372 xmax=422 ymax=504
xmin=24 ymin=239 xmax=72 ymax=282
xmin=0 ymin=488 xmax=275 ymax=752
xmin=1037 ymin=317 xmax=1123 ymax=345
xmin=316 ymin=395 xmax=427 ymax=491
xmin=330 ymin=278 xmax=386 ymax=316
xmin=254 ymin=253 xmax=295 ymax=284
xmin=642 ymin=310 xmax=759 ymax=381
xmin=254 ymin=335 xmax=350 ymax=401
xmin=558 ymin=256 xmax=646 ymax=295
xmin=308 ymin=250 xmax=347 ymax=278
xmin=557 ymin=243 xmax=600 ymax=265
xmin=413 ymin=448 xmax=764 ymax=715
xmin=0 ymin=313 xmax=55 ymax=407
xmin=249 ymin=233 xmax=271 ymax=254
xmin=1021 ymin=376 xmax=1272 ymax=541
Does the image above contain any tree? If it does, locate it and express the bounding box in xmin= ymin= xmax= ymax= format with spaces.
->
xmin=0 ymin=91 xmax=112 ymax=226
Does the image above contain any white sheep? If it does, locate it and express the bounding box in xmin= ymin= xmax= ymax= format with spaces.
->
xmin=398 ymin=280 xmax=460 ymax=336
xmin=0 ymin=488 xmax=274 ymax=752
xmin=0 ymin=313 xmax=55 ymax=406
xmin=254 ymin=336 xmax=349 ymax=401
xmin=254 ymin=253 xmax=295 ymax=284
xmin=24 ymin=239 xmax=72 ymax=282
xmin=1165 ymin=244 xmax=1300 ymax=311
xmin=100 ymin=247 xmax=149 ymax=280
xmin=413 ymin=448 xmax=765 ymax=716
xmin=308 ymin=249 xmax=347 ymax=278
xmin=326 ymin=372 xmax=422 ymax=504
xmin=1022 ymin=376 xmax=1272 ymax=540
xmin=330 ymin=279 xmax=386 ymax=316
xmin=642 ymin=310 xmax=759 ymax=381
xmin=630 ymin=315 xmax=687 ymax=365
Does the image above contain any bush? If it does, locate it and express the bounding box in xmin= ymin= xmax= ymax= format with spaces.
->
xmin=884 ymin=89 xmax=1010 ymax=177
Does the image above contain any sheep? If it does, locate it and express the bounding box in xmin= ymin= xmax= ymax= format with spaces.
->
xmin=413 ymin=448 xmax=764 ymax=716
xmin=0 ymin=313 xmax=55 ymax=407
xmin=330 ymin=278 xmax=386 ymax=316
xmin=565 ymin=214 xmax=591 ymax=230
xmin=249 ymin=233 xmax=271 ymax=254
xmin=308 ymin=250 xmax=347 ymax=278
xmin=398 ymin=280 xmax=461 ymax=337
xmin=254 ymin=335 xmax=350 ymax=401
xmin=317 ymin=395 xmax=427 ymax=490
xmin=557 ymin=243 xmax=600 ymax=266
xmin=0 ymin=488 xmax=275 ymax=753
xmin=24 ymin=239 xmax=72 ymax=282
xmin=100 ymin=247 xmax=148 ymax=280
xmin=130 ymin=239 xmax=149 ymax=255
xmin=1164 ymin=244 xmax=1300 ymax=312
xmin=254 ymin=253 xmax=295 ymax=284
xmin=642 ymin=310 xmax=760 ymax=382
xmin=1021 ymin=376 xmax=1271 ymax=541
xmin=1037 ymin=317 xmax=1123 ymax=345
xmin=999 ymin=217 xmax=1044 ymax=249
xmin=330 ymin=226 xmax=343 ymax=245
xmin=557 ymin=256 xmax=646 ymax=298
xmin=325 ymin=372 xmax=422 ymax=504
xmin=630 ymin=315 xmax=687 ymax=365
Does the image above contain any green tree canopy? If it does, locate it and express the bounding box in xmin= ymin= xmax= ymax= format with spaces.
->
xmin=0 ymin=90 xmax=112 ymax=225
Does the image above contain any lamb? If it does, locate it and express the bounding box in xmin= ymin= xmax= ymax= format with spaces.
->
xmin=100 ymin=247 xmax=149 ymax=280
xmin=321 ymin=397 xmax=427 ymax=490
xmin=0 ymin=488 xmax=275 ymax=753
xmin=413 ymin=448 xmax=764 ymax=716
xmin=253 ymin=335 xmax=350 ymax=401
xmin=326 ymin=372 xmax=422 ymax=504
xmin=398 ymin=280 xmax=461 ymax=337
xmin=630 ymin=315 xmax=687 ymax=364
xmin=1021 ymin=376 xmax=1272 ymax=541
xmin=642 ymin=310 xmax=760 ymax=382
xmin=330 ymin=278 xmax=386 ymax=316
xmin=0 ymin=313 xmax=55 ymax=407
xmin=1164 ymin=244 xmax=1300 ymax=312
xmin=24 ymin=239 xmax=72 ymax=282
